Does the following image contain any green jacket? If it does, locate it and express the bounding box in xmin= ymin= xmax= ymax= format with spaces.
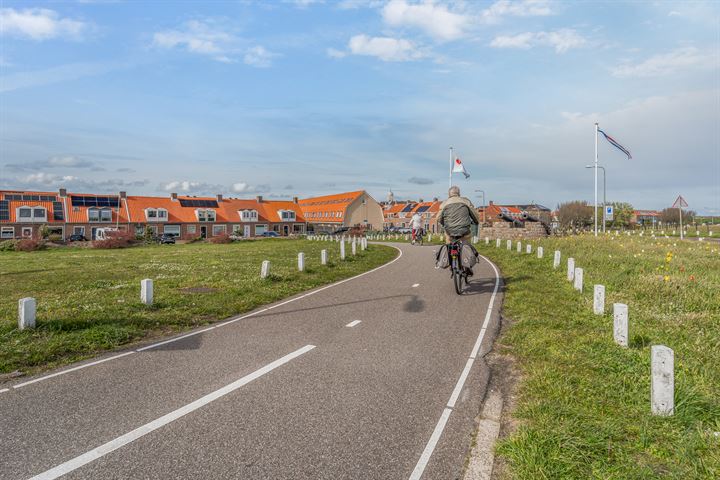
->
xmin=438 ymin=196 xmax=480 ymax=237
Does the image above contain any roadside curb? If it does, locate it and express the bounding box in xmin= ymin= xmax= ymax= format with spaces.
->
xmin=463 ymin=386 xmax=504 ymax=480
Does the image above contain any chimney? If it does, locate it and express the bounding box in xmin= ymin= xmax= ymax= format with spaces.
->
xmin=119 ymin=191 xmax=127 ymax=199
xmin=171 ymin=192 xmax=178 ymax=201
xmin=216 ymin=194 xmax=223 ymax=202
xmin=293 ymin=196 xmax=298 ymax=204
xmin=433 ymin=197 xmax=438 ymax=202
xmin=256 ymin=195 xmax=263 ymax=203
xmin=59 ymin=188 xmax=67 ymax=197
xmin=419 ymin=198 xmax=424 ymax=203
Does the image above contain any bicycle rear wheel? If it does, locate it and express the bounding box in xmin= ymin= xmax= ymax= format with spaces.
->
xmin=453 ymin=267 xmax=463 ymax=294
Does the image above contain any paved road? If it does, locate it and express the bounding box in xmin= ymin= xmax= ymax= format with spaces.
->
xmin=1 ymin=242 xmax=503 ymax=480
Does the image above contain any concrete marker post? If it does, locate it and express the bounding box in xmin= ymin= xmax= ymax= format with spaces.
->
xmin=537 ymin=246 xmax=544 ymax=258
xmin=593 ymin=285 xmax=605 ymax=314
xmin=351 ymin=241 xmax=357 ymax=256
xmin=651 ymin=345 xmax=674 ymax=416
xmin=485 ymin=237 xmax=489 ymax=245
xmin=298 ymin=252 xmax=305 ymax=272
xmin=260 ymin=260 xmax=271 ymax=279
xmin=321 ymin=249 xmax=328 ymax=265
xmin=18 ymin=297 xmax=36 ymax=330
xmin=613 ymin=303 xmax=628 ymax=346
xmin=140 ymin=279 xmax=153 ymax=305
xmin=506 ymin=240 xmax=511 ymax=250
xmin=553 ymin=250 xmax=561 ymax=269
xmin=573 ymin=267 xmax=583 ymax=291
xmin=496 ymin=238 xmax=501 ymax=248
xmin=340 ymin=241 xmax=346 ymax=260
xmin=516 ymin=241 xmax=522 ymax=253
xmin=567 ymin=257 xmax=575 ymax=281
xmin=526 ymin=244 xmax=532 ymax=254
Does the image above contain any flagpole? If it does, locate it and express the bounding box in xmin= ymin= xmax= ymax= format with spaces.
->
xmin=594 ymin=122 xmax=598 ymax=237
xmin=449 ymin=146 xmax=453 ymax=190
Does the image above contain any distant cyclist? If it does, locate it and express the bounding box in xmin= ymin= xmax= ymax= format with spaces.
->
xmin=438 ymin=186 xmax=480 ymax=273
xmin=411 ymin=211 xmax=424 ymax=243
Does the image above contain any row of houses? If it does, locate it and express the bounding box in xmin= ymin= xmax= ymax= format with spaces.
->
xmin=0 ymin=189 xmax=384 ymax=240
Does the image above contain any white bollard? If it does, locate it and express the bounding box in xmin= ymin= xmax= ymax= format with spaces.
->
xmin=321 ymin=249 xmax=328 ymax=265
xmin=567 ymin=258 xmax=575 ymax=281
xmin=516 ymin=241 xmax=522 ymax=253
xmin=613 ymin=303 xmax=628 ymax=347
xmin=593 ymin=285 xmax=605 ymax=314
xmin=340 ymin=241 xmax=346 ymax=260
xmin=507 ymin=240 xmax=512 ymax=250
xmin=537 ymin=246 xmax=544 ymax=258
xmin=553 ymin=250 xmax=561 ymax=269
xmin=352 ymin=241 xmax=357 ymax=255
xmin=651 ymin=345 xmax=674 ymax=416
xmin=141 ymin=279 xmax=154 ymax=305
xmin=496 ymin=238 xmax=501 ymax=248
xmin=18 ymin=297 xmax=36 ymax=330
xmin=298 ymin=252 xmax=305 ymax=271
xmin=526 ymin=244 xmax=532 ymax=254
xmin=261 ymin=260 xmax=270 ymax=279
xmin=573 ymin=267 xmax=583 ymax=291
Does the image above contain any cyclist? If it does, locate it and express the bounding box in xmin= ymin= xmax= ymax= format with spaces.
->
xmin=411 ymin=211 xmax=424 ymax=243
xmin=438 ymin=186 xmax=480 ymax=274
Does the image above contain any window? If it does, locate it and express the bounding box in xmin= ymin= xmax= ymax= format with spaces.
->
xmin=33 ymin=208 xmax=45 ymax=219
xmin=145 ymin=208 xmax=168 ymax=221
xmin=278 ymin=210 xmax=296 ymax=222
xmin=19 ymin=208 xmax=31 ymax=218
xmin=196 ymin=209 xmax=216 ymax=222
xmin=74 ymin=226 xmax=85 ymax=236
xmin=187 ymin=225 xmax=197 ymax=234
xmin=1 ymin=227 xmax=14 ymax=239
xmin=147 ymin=210 xmax=157 ymax=218
xmin=255 ymin=224 xmax=267 ymax=235
xmin=212 ymin=225 xmax=226 ymax=236
xmin=22 ymin=227 xmax=33 ymax=237
xmin=240 ymin=210 xmax=258 ymax=222
xmin=163 ymin=225 xmax=181 ymax=237
xmin=158 ymin=209 xmax=167 ymax=219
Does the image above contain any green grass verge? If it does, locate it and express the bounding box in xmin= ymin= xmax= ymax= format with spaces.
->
xmin=0 ymin=240 xmax=397 ymax=375
xmin=475 ymin=235 xmax=720 ymax=479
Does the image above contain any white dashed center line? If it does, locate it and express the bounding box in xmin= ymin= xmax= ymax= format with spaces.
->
xmin=412 ymin=283 xmax=420 ymax=288
xmin=345 ymin=320 xmax=362 ymax=328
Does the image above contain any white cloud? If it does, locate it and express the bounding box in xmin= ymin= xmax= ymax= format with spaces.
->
xmin=482 ymin=0 xmax=554 ymax=23
xmin=347 ymin=34 xmax=423 ymax=62
xmin=163 ymin=180 xmax=211 ymax=192
xmin=153 ymin=20 xmax=238 ymax=62
xmin=610 ymin=47 xmax=717 ymax=78
xmin=231 ymin=182 xmax=270 ymax=193
xmin=490 ymin=29 xmax=585 ymax=53
xmin=326 ymin=48 xmax=347 ymax=59
xmin=285 ymin=0 xmax=324 ymax=7
xmin=0 ymin=8 xmax=86 ymax=40
xmin=23 ymin=172 xmax=79 ymax=185
xmin=48 ymin=155 xmax=92 ymax=168
xmin=243 ymin=46 xmax=277 ymax=68
xmin=381 ymin=0 xmax=469 ymax=41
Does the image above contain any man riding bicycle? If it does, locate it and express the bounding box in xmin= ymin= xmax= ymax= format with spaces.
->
xmin=438 ymin=186 xmax=480 ymax=274
xmin=411 ymin=211 xmax=424 ymax=242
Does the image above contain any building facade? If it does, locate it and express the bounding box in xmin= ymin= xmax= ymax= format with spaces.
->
xmin=299 ymin=190 xmax=384 ymax=233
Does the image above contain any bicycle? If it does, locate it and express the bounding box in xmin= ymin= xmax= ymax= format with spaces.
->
xmin=411 ymin=228 xmax=424 ymax=246
xmin=448 ymin=237 xmax=467 ymax=295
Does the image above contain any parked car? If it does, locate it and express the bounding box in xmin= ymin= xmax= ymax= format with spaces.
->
xmin=261 ymin=231 xmax=281 ymax=237
xmin=158 ymin=233 xmax=176 ymax=244
xmin=68 ymin=234 xmax=87 ymax=242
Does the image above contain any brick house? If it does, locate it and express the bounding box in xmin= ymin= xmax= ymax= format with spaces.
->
xmin=299 ymin=190 xmax=383 ymax=233
xmin=382 ymin=200 xmax=442 ymax=233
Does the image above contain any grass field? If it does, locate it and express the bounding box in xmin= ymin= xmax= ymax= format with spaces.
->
xmin=475 ymin=234 xmax=719 ymax=479
xmin=0 ymin=240 xmax=397 ymax=376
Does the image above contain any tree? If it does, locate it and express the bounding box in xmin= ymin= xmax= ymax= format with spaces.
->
xmin=608 ymin=202 xmax=634 ymax=228
xmin=557 ymin=201 xmax=593 ymax=229
xmin=659 ymin=208 xmax=695 ymax=226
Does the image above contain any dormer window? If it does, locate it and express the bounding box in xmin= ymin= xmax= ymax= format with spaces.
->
xmin=16 ymin=206 xmax=47 ymax=222
xmin=196 ymin=209 xmax=216 ymax=222
xmin=240 ymin=210 xmax=258 ymax=222
xmin=88 ymin=207 xmax=112 ymax=222
xmin=145 ymin=208 xmax=168 ymax=222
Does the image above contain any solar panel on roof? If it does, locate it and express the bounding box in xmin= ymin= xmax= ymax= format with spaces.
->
xmin=71 ymin=196 xmax=120 ymax=207
xmin=0 ymin=200 xmax=8 ymax=221
xmin=178 ymin=199 xmax=218 ymax=208
xmin=52 ymin=201 xmax=64 ymax=221
xmin=401 ymin=204 xmax=416 ymax=212
xmin=415 ymin=205 xmax=430 ymax=213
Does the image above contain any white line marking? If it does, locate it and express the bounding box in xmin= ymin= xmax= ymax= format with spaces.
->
xmin=412 ymin=283 xmax=420 ymax=288
xmin=345 ymin=320 xmax=361 ymax=328
xmin=28 ymin=345 xmax=316 ymax=480
xmin=9 ymin=246 xmax=402 ymax=391
xmin=409 ymin=254 xmax=500 ymax=480
xmin=0 ymin=388 xmax=9 ymax=394
xmin=12 ymin=352 xmax=136 ymax=390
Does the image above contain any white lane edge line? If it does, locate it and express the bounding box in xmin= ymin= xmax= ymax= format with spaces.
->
xmin=408 ymin=254 xmax=500 ymax=480
xmin=9 ymin=246 xmax=403 ymax=390
xmin=412 ymin=283 xmax=420 ymax=288
xmin=0 ymin=388 xmax=9 ymax=394
xmin=12 ymin=352 xmax=137 ymax=390
xmin=28 ymin=345 xmax=316 ymax=480
xmin=345 ymin=320 xmax=362 ymax=328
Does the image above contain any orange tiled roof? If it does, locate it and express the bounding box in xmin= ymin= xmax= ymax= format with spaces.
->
xmin=1 ymin=190 xmax=64 ymax=223
xmin=65 ymin=193 xmax=130 ymax=224
xmin=298 ymin=191 xmax=364 ymax=223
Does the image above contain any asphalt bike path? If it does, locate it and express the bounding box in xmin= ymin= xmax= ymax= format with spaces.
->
xmin=0 ymin=242 xmax=503 ymax=480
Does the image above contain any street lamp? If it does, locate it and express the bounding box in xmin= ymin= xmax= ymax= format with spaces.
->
xmin=586 ymin=165 xmax=606 ymax=232
xmin=475 ymin=189 xmax=486 ymax=224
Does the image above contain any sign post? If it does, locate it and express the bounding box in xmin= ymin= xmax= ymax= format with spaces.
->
xmin=672 ymin=195 xmax=688 ymax=240
xmin=605 ymin=205 xmax=614 ymax=224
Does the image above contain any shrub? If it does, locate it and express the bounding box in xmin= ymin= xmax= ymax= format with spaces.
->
xmin=209 ymin=233 xmax=232 ymax=244
xmin=47 ymin=234 xmax=63 ymax=243
xmin=0 ymin=240 xmax=18 ymax=252
xmin=39 ymin=224 xmax=50 ymax=239
xmin=92 ymin=231 xmax=136 ymax=249
xmin=15 ymin=238 xmax=45 ymax=252
xmin=186 ymin=235 xmax=204 ymax=244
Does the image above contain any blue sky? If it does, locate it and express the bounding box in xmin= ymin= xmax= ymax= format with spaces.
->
xmin=1 ymin=0 xmax=718 ymax=213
